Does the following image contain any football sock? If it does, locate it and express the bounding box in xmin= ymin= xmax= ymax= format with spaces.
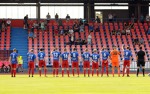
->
xmin=96 ymin=70 xmax=99 ymax=76
xmin=122 ymin=67 xmax=125 ymax=76
xmin=112 ymin=68 xmax=114 ymax=77
xmin=39 ymin=70 xmax=41 ymax=77
xmin=106 ymin=67 xmax=109 ymax=76
xmin=53 ymin=69 xmax=55 ymax=76
xmin=44 ymin=69 xmax=47 ymax=76
xmin=84 ymin=70 xmax=86 ymax=77
xmin=88 ymin=70 xmax=90 ymax=77
xmin=101 ymin=67 xmax=104 ymax=76
xmin=142 ymin=69 xmax=145 ymax=76
xmin=92 ymin=70 xmax=94 ymax=76
xmin=72 ymin=69 xmax=74 ymax=76
xmin=62 ymin=70 xmax=64 ymax=77
xmin=28 ymin=69 xmax=31 ymax=76
xmin=127 ymin=68 xmax=129 ymax=76
xmin=118 ymin=68 xmax=120 ymax=77
xmin=32 ymin=69 xmax=34 ymax=76
xmin=77 ymin=69 xmax=79 ymax=76
xmin=67 ymin=70 xmax=69 ymax=77
xmin=137 ymin=68 xmax=139 ymax=76
xmin=56 ymin=69 xmax=58 ymax=76
xmin=14 ymin=70 xmax=16 ymax=77
xmin=11 ymin=70 xmax=13 ymax=76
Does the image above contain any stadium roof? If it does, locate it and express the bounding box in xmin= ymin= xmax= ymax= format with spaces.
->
xmin=0 ymin=0 xmax=149 ymax=3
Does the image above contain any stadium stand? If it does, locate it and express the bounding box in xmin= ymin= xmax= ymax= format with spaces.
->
xmin=0 ymin=19 xmax=149 ymax=69
xmin=27 ymin=20 xmax=150 ymax=68
xmin=0 ymin=26 xmax=11 ymax=50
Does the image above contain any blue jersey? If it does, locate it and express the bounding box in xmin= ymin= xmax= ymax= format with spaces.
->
xmin=61 ymin=52 xmax=69 ymax=60
xmin=27 ymin=52 xmax=36 ymax=62
xmin=38 ymin=52 xmax=45 ymax=60
xmin=101 ymin=51 xmax=110 ymax=60
xmin=10 ymin=52 xmax=18 ymax=64
xmin=71 ymin=52 xmax=79 ymax=62
xmin=52 ymin=51 xmax=61 ymax=61
xmin=91 ymin=53 xmax=100 ymax=62
xmin=124 ymin=50 xmax=132 ymax=60
xmin=82 ymin=52 xmax=90 ymax=61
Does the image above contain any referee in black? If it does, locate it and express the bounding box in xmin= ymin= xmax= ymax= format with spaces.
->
xmin=136 ymin=46 xmax=146 ymax=77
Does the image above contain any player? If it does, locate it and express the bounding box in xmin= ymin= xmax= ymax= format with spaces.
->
xmin=122 ymin=46 xmax=132 ymax=77
xmin=38 ymin=48 xmax=47 ymax=77
xmin=101 ymin=47 xmax=110 ymax=77
xmin=91 ymin=49 xmax=100 ymax=77
xmin=27 ymin=49 xmax=36 ymax=77
xmin=9 ymin=48 xmax=18 ymax=77
xmin=60 ymin=48 xmax=70 ymax=77
xmin=71 ymin=48 xmax=79 ymax=77
xmin=110 ymin=46 xmax=120 ymax=77
xmin=82 ymin=48 xmax=91 ymax=77
xmin=52 ymin=48 xmax=61 ymax=77
xmin=136 ymin=46 xmax=146 ymax=77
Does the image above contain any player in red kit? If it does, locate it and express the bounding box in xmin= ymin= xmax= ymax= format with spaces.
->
xmin=101 ymin=47 xmax=110 ymax=77
xmin=82 ymin=48 xmax=91 ymax=77
xmin=9 ymin=48 xmax=18 ymax=77
xmin=91 ymin=49 xmax=100 ymax=77
xmin=71 ymin=48 xmax=80 ymax=77
xmin=122 ymin=45 xmax=132 ymax=77
xmin=60 ymin=48 xmax=70 ymax=77
xmin=52 ymin=48 xmax=61 ymax=77
xmin=38 ymin=48 xmax=47 ymax=77
xmin=27 ymin=49 xmax=36 ymax=77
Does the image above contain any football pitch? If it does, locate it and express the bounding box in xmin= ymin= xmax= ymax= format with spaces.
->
xmin=0 ymin=74 xmax=150 ymax=94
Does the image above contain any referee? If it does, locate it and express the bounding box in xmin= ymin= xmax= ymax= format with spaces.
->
xmin=136 ymin=46 xmax=146 ymax=77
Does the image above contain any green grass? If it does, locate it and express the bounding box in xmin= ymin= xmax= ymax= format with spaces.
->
xmin=0 ymin=74 xmax=150 ymax=94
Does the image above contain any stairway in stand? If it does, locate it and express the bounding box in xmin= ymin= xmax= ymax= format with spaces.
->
xmin=10 ymin=28 xmax=28 ymax=68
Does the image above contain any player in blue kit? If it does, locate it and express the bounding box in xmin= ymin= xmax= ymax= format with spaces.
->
xmin=91 ymin=49 xmax=100 ymax=77
xmin=60 ymin=48 xmax=70 ymax=77
xmin=71 ymin=48 xmax=79 ymax=77
xmin=9 ymin=48 xmax=18 ymax=77
xmin=122 ymin=46 xmax=132 ymax=77
xmin=101 ymin=47 xmax=110 ymax=77
xmin=82 ymin=48 xmax=91 ymax=77
xmin=38 ymin=48 xmax=47 ymax=77
xmin=52 ymin=48 xmax=61 ymax=77
xmin=27 ymin=49 xmax=36 ymax=77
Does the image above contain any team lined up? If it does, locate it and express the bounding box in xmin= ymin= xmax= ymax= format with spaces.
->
xmin=9 ymin=46 xmax=146 ymax=77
